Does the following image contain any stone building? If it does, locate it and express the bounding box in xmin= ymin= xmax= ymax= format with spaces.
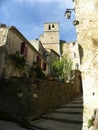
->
xmin=39 ymin=22 xmax=81 ymax=76
xmin=0 ymin=25 xmax=49 ymax=78
xmin=73 ymin=0 xmax=98 ymax=129
xmin=63 ymin=42 xmax=80 ymax=71
xmin=39 ymin=22 xmax=60 ymax=55
xmin=29 ymin=39 xmax=47 ymax=58
xmin=30 ymin=39 xmax=60 ymax=75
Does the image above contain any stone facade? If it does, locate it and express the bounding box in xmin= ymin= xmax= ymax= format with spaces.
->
xmin=29 ymin=40 xmax=46 ymax=56
xmin=63 ymin=42 xmax=80 ymax=70
xmin=29 ymin=40 xmax=60 ymax=75
xmin=73 ymin=0 xmax=98 ymax=129
xmin=0 ymin=26 xmax=49 ymax=77
xmin=39 ymin=22 xmax=60 ymax=55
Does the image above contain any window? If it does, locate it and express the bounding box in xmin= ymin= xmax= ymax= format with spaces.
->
xmin=72 ymin=52 xmax=76 ymax=58
xmin=74 ymin=52 xmax=76 ymax=58
xmin=43 ymin=62 xmax=46 ymax=71
xmin=20 ymin=42 xmax=25 ymax=55
xmin=52 ymin=24 xmax=54 ymax=28
xmin=75 ymin=63 xmax=79 ymax=70
xmin=20 ymin=42 xmax=28 ymax=58
xmin=72 ymin=42 xmax=75 ymax=46
xmin=48 ymin=25 xmax=51 ymax=30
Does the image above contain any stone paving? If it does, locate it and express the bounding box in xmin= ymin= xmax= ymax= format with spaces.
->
xmin=30 ymin=96 xmax=83 ymax=130
xmin=0 ymin=120 xmax=27 ymax=130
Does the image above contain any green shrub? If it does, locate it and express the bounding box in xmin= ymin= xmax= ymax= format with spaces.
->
xmin=9 ymin=52 xmax=26 ymax=68
xmin=52 ymin=54 xmax=72 ymax=81
xmin=88 ymin=119 xmax=94 ymax=128
xmin=31 ymin=62 xmax=46 ymax=79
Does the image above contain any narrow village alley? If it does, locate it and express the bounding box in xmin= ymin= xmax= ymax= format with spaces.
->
xmin=0 ymin=96 xmax=83 ymax=130
xmin=30 ymin=96 xmax=83 ymax=130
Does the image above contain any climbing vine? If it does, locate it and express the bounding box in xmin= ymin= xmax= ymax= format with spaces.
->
xmin=9 ymin=52 xmax=26 ymax=69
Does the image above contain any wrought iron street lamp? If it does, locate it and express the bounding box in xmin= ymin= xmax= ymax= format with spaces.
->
xmin=64 ymin=9 xmax=75 ymax=19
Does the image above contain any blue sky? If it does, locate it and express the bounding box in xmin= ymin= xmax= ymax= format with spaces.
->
xmin=0 ymin=0 xmax=77 ymax=42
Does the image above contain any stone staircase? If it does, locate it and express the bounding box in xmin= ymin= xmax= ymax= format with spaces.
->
xmin=30 ymin=97 xmax=83 ymax=130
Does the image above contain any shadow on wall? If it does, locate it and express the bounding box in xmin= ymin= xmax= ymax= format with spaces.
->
xmin=79 ymin=74 xmax=83 ymax=94
xmin=73 ymin=70 xmax=83 ymax=94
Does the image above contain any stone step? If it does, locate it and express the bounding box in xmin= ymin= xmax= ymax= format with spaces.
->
xmin=71 ymin=96 xmax=83 ymax=100
xmin=42 ymin=112 xmax=83 ymax=123
xmin=70 ymin=98 xmax=83 ymax=104
xmin=54 ymin=110 xmax=82 ymax=115
xmin=30 ymin=119 xmax=82 ymax=130
xmin=69 ymin=101 xmax=83 ymax=104
xmin=30 ymin=96 xmax=83 ymax=130
xmin=54 ymin=107 xmax=83 ymax=114
xmin=61 ymin=103 xmax=83 ymax=108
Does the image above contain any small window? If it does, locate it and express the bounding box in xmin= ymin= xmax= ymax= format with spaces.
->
xmin=52 ymin=24 xmax=54 ymax=28
xmin=48 ymin=25 xmax=51 ymax=30
xmin=74 ymin=52 xmax=76 ymax=58
xmin=72 ymin=52 xmax=76 ymax=58
xmin=75 ymin=63 xmax=79 ymax=70
xmin=72 ymin=42 xmax=75 ymax=46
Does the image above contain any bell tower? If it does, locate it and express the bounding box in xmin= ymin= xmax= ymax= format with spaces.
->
xmin=42 ymin=22 xmax=60 ymax=55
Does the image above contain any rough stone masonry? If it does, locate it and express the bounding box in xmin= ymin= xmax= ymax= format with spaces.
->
xmin=73 ymin=0 xmax=98 ymax=130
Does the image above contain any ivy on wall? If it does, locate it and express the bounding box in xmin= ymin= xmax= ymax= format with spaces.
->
xmin=9 ymin=52 xmax=26 ymax=69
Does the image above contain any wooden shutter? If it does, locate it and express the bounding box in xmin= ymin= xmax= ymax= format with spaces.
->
xmin=43 ymin=62 xmax=46 ymax=71
xmin=20 ymin=42 xmax=25 ymax=55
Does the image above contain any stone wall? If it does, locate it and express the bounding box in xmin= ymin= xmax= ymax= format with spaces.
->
xmin=73 ymin=0 xmax=98 ymax=129
xmin=0 ymin=74 xmax=81 ymax=127
xmin=0 ymin=27 xmax=8 ymax=46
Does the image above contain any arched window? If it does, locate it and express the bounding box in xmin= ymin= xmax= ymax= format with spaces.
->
xmin=52 ymin=24 xmax=54 ymax=28
xmin=48 ymin=25 xmax=51 ymax=30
